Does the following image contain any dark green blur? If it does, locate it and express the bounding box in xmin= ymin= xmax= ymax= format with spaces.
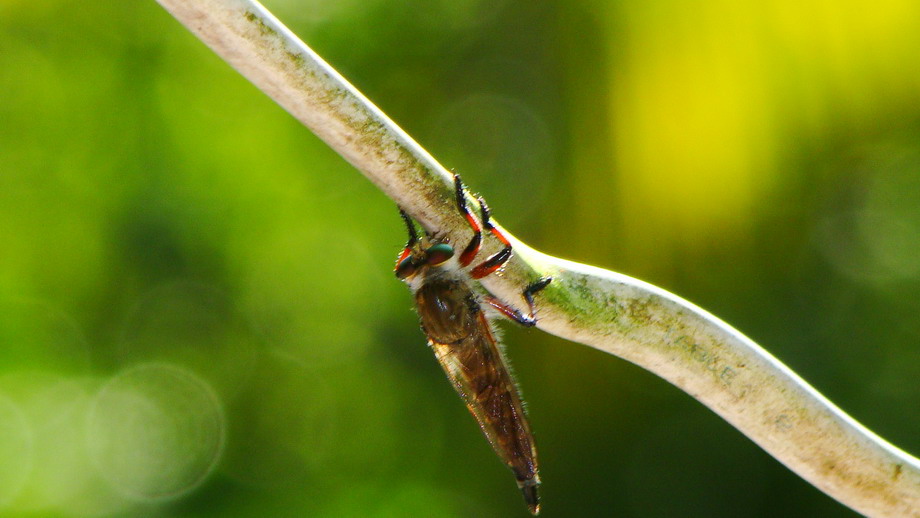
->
xmin=2 ymin=0 xmax=920 ymax=516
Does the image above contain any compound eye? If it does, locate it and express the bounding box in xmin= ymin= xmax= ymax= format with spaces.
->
xmin=395 ymin=256 xmax=418 ymax=279
xmin=426 ymin=243 xmax=454 ymax=266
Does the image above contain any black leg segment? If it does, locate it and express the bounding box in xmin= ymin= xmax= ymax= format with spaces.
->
xmin=399 ymin=209 xmax=419 ymax=248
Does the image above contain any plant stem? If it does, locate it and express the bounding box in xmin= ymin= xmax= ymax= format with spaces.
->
xmin=156 ymin=0 xmax=920 ymax=515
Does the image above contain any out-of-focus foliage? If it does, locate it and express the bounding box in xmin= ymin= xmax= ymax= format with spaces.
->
xmin=2 ymin=0 xmax=920 ymax=516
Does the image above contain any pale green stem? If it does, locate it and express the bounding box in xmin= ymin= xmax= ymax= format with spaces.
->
xmin=156 ymin=0 xmax=920 ymax=515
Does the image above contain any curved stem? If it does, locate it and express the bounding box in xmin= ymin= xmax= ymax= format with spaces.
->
xmin=156 ymin=0 xmax=920 ymax=515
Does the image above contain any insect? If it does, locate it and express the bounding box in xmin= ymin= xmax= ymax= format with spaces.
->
xmin=395 ymin=173 xmax=552 ymax=515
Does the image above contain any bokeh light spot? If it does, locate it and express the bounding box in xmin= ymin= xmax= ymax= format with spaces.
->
xmin=86 ymin=363 xmax=225 ymax=501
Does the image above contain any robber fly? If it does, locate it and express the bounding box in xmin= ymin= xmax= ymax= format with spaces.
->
xmin=395 ymin=173 xmax=552 ymax=515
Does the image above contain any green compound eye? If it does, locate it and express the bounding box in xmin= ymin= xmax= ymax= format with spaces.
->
xmin=426 ymin=243 xmax=455 ymax=266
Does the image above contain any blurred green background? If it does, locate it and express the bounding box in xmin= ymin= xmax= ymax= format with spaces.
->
xmin=2 ymin=0 xmax=920 ymax=516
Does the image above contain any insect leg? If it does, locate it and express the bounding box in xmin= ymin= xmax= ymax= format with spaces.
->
xmin=469 ymin=195 xmax=514 ymax=279
xmin=483 ymin=277 xmax=553 ymax=327
xmin=395 ymin=209 xmax=417 ymax=267
xmin=453 ymin=173 xmax=484 ymax=267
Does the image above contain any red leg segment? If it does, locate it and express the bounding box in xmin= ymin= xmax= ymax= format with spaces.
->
xmin=470 ymin=195 xmax=513 ymax=279
xmin=395 ymin=247 xmax=412 ymax=268
xmin=454 ymin=174 xmax=483 ymax=267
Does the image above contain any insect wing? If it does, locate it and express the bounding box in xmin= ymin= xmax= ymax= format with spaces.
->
xmin=428 ymin=310 xmax=540 ymax=513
